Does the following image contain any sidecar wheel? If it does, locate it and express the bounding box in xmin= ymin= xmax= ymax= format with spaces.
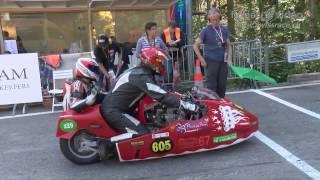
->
xmin=59 ymin=131 xmax=100 ymax=164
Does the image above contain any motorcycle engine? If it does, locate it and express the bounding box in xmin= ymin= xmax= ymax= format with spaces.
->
xmin=144 ymin=103 xmax=179 ymax=131
xmin=144 ymin=103 xmax=166 ymax=124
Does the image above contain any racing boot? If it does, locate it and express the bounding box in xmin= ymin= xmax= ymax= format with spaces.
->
xmin=98 ymin=140 xmax=115 ymax=162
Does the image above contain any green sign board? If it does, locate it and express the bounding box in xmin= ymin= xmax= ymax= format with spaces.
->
xmin=213 ymin=133 xmax=237 ymax=143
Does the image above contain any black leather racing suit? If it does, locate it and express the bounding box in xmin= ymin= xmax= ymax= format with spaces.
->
xmin=101 ymin=66 xmax=180 ymax=135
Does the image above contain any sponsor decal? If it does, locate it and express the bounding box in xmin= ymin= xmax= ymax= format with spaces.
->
xmin=219 ymin=105 xmax=247 ymax=132
xmin=213 ymin=133 xmax=237 ymax=143
xmin=178 ymin=136 xmax=210 ymax=149
xmin=130 ymin=141 xmax=145 ymax=147
xmin=151 ymin=138 xmax=173 ymax=153
xmin=59 ymin=119 xmax=77 ymax=132
xmin=175 ymin=121 xmax=208 ymax=133
xmin=152 ymin=132 xmax=169 ymax=139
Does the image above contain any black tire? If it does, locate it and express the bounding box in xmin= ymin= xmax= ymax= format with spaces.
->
xmin=59 ymin=131 xmax=100 ymax=164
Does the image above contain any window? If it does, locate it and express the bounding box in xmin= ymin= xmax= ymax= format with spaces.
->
xmin=92 ymin=10 xmax=168 ymax=43
xmin=1 ymin=12 xmax=89 ymax=55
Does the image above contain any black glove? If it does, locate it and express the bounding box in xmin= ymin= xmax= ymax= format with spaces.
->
xmin=179 ymin=100 xmax=199 ymax=112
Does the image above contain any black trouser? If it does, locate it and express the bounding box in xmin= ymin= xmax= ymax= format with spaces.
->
xmin=206 ymin=61 xmax=228 ymax=98
xmin=101 ymin=108 xmax=149 ymax=135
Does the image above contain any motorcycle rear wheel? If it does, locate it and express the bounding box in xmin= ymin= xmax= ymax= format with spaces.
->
xmin=59 ymin=131 xmax=100 ymax=164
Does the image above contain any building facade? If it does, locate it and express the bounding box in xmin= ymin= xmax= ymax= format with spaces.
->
xmin=0 ymin=0 xmax=172 ymax=55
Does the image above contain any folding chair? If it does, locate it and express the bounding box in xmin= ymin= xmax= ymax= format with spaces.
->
xmin=48 ymin=69 xmax=73 ymax=112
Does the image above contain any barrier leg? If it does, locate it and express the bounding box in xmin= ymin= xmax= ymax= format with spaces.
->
xmin=22 ymin=104 xmax=27 ymax=114
xmin=12 ymin=104 xmax=17 ymax=116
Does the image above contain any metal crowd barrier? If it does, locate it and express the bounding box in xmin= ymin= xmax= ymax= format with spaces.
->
xmin=180 ymin=40 xmax=263 ymax=82
xmin=39 ymin=40 xmax=264 ymax=92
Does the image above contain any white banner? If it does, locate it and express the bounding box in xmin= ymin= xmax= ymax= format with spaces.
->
xmin=287 ymin=40 xmax=320 ymax=63
xmin=0 ymin=53 xmax=43 ymax=105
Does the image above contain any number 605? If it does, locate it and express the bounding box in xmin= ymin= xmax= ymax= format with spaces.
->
xmin=151 ymin=139 xmax=172 ymax=153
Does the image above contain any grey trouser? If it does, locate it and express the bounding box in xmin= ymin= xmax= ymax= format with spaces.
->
xmin=206 ymin=61 xmax=228 ymax=98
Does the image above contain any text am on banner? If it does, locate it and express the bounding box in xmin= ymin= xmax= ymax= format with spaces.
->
xmin=0 ymin=53 xmax=43 ymax=105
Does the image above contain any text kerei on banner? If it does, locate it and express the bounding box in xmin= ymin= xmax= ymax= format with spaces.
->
xmin=0 ymin=53 xmax=43 ymax=105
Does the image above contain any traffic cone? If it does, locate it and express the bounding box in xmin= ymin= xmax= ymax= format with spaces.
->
xmin=194 ymin=59 xmax=204 ymax=88
xmin=173 ymin=61 xmax=180 ymax=84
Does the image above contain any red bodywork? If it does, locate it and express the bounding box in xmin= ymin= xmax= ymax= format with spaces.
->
xmin=56 ymin=95 xmax=259 ymax=162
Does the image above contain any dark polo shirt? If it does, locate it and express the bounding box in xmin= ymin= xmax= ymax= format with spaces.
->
xmin=199 ymin=25 xmax=230 ymax=62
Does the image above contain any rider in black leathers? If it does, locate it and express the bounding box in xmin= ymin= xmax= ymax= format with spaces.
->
xmin=101 ymin=48 xmax=199 ymax=138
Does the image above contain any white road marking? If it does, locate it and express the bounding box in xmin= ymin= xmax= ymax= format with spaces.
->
xmin=252 ymin=89 xmax=320 ymax=179
xmin=255 ymin=131 xmax=320 ymax=179
xmin=226 ymin=82 xmax=320 ymax=95
xmin=226 ymin=90 xmax=251 ymax=95
xmin=261 ymin=82 xmax=320 ymax=91
xmin=0 ymin=111 xmax=62 ymax=120
xmin=251 ymin=89 xmax=320 ymax=120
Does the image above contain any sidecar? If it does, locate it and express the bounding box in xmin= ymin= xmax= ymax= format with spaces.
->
xmin=115 ymin=89 xmax=259 ymax=162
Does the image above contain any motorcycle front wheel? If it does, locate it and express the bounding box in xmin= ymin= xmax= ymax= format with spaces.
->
xmin=59 ymin=131 xmax=100 ymax=164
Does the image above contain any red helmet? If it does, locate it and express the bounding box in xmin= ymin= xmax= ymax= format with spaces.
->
xmin=140 ymin=48 xmax=168 ymax=75
xmin=75 ymin=58 xmax=100 ymax=80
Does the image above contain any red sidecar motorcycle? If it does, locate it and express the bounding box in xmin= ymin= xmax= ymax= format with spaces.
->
xmin=56 ymin=88 xmax=258 ymax=164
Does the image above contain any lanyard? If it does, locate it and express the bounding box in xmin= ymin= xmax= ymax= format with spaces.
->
xmin=212 ymin=25 xmax=224 ymax=43
xmin=147 ymin=37 xmax=156 ymax=47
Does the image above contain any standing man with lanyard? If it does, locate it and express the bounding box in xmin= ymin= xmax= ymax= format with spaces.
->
xmin=193 ymin=8 xmax=232 ymax=98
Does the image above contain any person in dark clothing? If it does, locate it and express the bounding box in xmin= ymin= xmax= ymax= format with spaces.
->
xmin=17 ymin=36 xmax=27 ymax=53
xmin=2 ymin=31 xmax=10 ymax=40
xmin=193 ymin=8 xmax=233 ymax=98
xmin=101 ymin=48 xmax=200 ymax=139
xmin=116 ymin=42 xmax=133 ymax=77
xmin=108 ymin=37 xmax=124 ymax=76
xmin=94 ymin=34 xmax=114 ymax=91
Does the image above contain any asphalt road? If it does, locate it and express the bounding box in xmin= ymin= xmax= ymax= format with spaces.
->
xmin=1 ymin=83 xmax=320 ymax=180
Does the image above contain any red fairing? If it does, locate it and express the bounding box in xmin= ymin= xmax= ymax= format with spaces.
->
xmin=116 ymin=99 xmax=258 ymax=161
xmin=56 ymin=105 xmax=117 ymax=139
xmin=137 ymin=96 xmax=156 ymax=124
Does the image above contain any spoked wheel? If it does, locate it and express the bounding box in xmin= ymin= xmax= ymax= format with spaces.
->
xmin=59 ymin=131 xmax=100 ymax=164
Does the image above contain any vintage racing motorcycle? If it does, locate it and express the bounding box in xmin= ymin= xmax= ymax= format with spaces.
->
xmin=56 ymin=87 xmax=259 ymax=164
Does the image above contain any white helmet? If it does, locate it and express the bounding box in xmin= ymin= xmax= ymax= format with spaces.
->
xmin=75 ymin=58 xmax=100 ymax=80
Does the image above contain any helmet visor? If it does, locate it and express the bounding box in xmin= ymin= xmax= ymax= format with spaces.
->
xmin=88 ymin=64 xmax=100 ymax=76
